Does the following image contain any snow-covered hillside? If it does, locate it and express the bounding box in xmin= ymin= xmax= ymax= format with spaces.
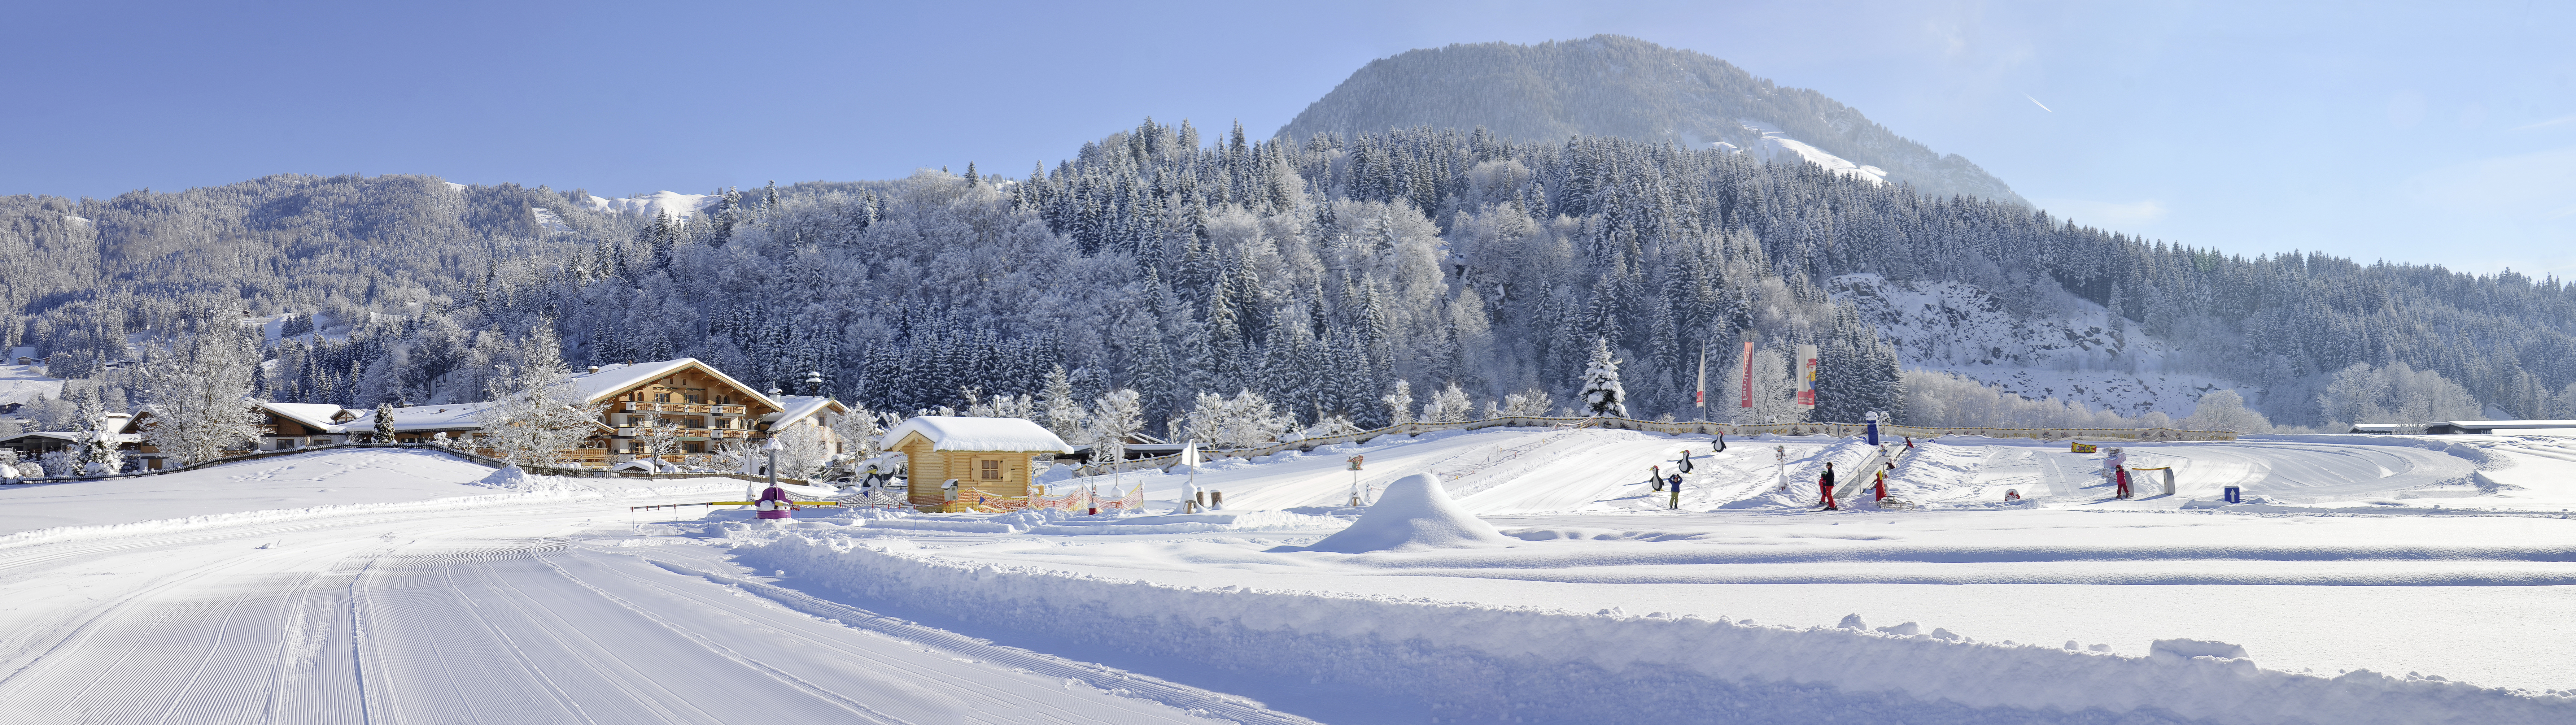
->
xmin=586 ymin=190 xmax=717 ymax=220
xmin=1827 ymin=273 xmax=2268 ymax=418
xmin=1717 ymin=120 xmax=1888 ymax=185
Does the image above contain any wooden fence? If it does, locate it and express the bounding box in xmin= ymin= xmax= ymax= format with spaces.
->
xmin=1087 ymin=416 xmax=2235 ymax=475
xmin=1 ymin=442 xmax=817 ymax=487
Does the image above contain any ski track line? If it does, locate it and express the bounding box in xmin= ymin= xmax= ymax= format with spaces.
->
xmin=477 ymin=539 xmax=725 ymax=724
xmin=436 ymin=550 xmax=597 ymax=725
xmin=638 ymin=555 xmax=1322 ymax=725
xmin=521 ymin=539 xmax=913 ymax=725
xmin=146 ymin=571 xmax=257 ymax=724
xmin=0 ymin=544 xmax=272 ymax=717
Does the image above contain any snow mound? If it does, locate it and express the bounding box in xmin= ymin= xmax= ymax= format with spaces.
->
xmin=1302 ymin=473 xmax=1512 ymax=553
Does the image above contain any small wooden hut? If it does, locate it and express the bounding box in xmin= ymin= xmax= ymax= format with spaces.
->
xmin=881 ymin=416 xmax=1074 ymax=512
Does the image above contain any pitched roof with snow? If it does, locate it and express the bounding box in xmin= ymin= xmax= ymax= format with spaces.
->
xmin=341 ymin=403 xmax=495 ymax=433
xmin=881 ymin=416 xmax=1072 ymax=453
xmin=565 ymin=359 xmax=779 ymax=409
xmin=761 ymin=395 xmax=847 ymax=430
xmin=257 ymin=402 xmax=352 ymax=431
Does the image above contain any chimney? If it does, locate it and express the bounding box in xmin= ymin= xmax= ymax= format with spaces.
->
xmin=587 ymin=365 xmax=600 ymax=374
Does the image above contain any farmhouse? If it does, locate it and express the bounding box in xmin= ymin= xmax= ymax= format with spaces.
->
xmin=882 ymin=416 xmax=1073 ymax=512
xmin=245 ymin=358 xmax=851 ymax=469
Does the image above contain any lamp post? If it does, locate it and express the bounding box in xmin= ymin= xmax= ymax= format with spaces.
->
xmin=763 ymin=436 xmax=782 ymax=487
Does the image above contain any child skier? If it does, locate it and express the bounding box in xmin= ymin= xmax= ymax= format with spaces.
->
xmin=1818 ymin=462 xmax=1838 ymax=511
xmin=1667 ymin=474 xmax=1683 ymax=509
xmin=2114 ymin=467 xmax=2132 ymax=499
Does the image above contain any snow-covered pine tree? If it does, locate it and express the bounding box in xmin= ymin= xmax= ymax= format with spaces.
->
xmin=1579 ymin=337 xmax=1629 ymax=418
xmin=373 ymin=402 xmax=397 ymax=442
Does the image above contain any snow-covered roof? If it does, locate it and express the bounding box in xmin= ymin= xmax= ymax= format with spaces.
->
xmin=341 ymin=403 xmax=494 ymax=433
xmin=2437 ymin=420 xmax=2576 ymax=430
xmin=760 ymin=395 xmax=845 ymax=430
xmin=1 ymin=431 xmax=82 ymax=444
xmin=257 ymin=402 xmax=352 ymax=431
xmin=881 ymin=416 xmax=1072 ymax=453
xmin=565 ymin=359 xmax=777 ymax=409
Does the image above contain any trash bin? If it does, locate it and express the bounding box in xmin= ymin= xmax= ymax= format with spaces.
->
xmin=2222 ymin=485 xmax=2241 ymax=504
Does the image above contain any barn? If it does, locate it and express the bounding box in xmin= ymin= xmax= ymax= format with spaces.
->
xmin=881 ymin=416 xmax=1073 ymax=512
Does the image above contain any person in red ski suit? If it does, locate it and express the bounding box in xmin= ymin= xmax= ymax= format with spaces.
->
xmin=2114 ymin=468 xmax=2131 ymax=499
xmin=1819 ymin=462 xmax=1839 ymax=510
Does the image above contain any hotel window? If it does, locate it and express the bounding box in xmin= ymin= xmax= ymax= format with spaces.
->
xmin=654 ymin=392 xmax=671 ymax=403
xmin=978 ymin=459 xmax=1002 ymax=480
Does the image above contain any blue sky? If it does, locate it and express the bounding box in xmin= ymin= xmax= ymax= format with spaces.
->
xmin=7 ymin=1 xmax=2570 ymax=276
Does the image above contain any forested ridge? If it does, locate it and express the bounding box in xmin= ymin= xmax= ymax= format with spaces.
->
xmin=6 ymin=120 xmax=2575 ymax=436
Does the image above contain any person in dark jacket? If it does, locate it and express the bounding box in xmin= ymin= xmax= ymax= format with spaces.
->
xmin=1819 ymin=462 xmax=1839 ymax=510
xmin=1667 ymin=474 xmax=1683 ymax=509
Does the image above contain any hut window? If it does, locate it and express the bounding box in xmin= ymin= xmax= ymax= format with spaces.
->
xmin=654 ymin=392 xmax=671 ymax=403
xmin=978 ymin=459 xmax=1002 ymax=479
xmin=685 ymin=392 xmax=703 ymax=404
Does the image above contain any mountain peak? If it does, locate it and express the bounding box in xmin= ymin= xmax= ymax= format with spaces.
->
xmin=1279 ymin=35 xmax=2022 ymax=204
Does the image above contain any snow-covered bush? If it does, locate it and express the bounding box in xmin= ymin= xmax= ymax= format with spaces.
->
xmin=1419 ymin=382 xmax=1475 ymax=424
xmin=1381 ymin=380 xmax=1414 ymax=426
xmin=1182 ymin=390 xmax=1289 ymax=447
xmin=1085 ymin=388 xmax=1143 ymax=463
xmin=2180 ymin=390 xmax=2273 ymax=433
xmin=2317 ymin=362 xmax=2483 ymax=426
xmin=1900 ymin=370 xmax=2151 ymax=429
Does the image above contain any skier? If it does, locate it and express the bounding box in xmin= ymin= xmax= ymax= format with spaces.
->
xmin=1667 ymin=473 xmax=1683 ymax=509
xmin=754 ymin=484 xmax=796 ymax=520
xmin=1818 ymin=461 xmax=1839 ymax=511
xmin=1873 ymin=466 xmax=1889 ymax=502
xmin=1904 ymin=436 xmax=1914 ymax=449
xmin=2114 ymin=466 xmax=2132 ymax=499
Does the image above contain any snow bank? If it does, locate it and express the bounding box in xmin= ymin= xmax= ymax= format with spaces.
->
xmin=0 ymin=470 xmax=737 ymax=549
xmin=734 ymin=535 xmax=2575 ymax=724
xmin=847 ymin=508 xmax=1348 ymax=536
xmin=1301 ymin=473 xmax=1510 ymax=553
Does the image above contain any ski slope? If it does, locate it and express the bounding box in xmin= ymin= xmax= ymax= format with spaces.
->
xmin=6 ymin=438 xmax=2575 ymax=724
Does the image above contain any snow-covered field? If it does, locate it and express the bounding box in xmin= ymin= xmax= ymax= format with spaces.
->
xmin=5 ymin=433 xmax=2574 ymax=723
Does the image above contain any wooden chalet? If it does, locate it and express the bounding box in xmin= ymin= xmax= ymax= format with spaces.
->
xmin=245 ymin=359 xmax=848 ymax=470
xmin=881 ymin=416 xmax=1074 ymax=512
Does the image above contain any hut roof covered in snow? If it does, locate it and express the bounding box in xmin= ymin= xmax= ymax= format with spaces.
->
xmin=881 ymin=416 xmax=1072 ymax=453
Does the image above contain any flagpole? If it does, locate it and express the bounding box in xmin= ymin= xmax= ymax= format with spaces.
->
xmin=1693 ymin=342 xmax=1708 ymax=421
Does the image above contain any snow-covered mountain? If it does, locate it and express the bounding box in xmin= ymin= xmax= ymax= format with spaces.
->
xmin=584 ymin=190 xmax=717 ymax=221
xmin=1278 ymin=35 xmax=2022 ymax=204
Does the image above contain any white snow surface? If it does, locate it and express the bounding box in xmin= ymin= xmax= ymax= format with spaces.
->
xmin=881 ymin=415 xmax=1074 ymax=452
xmin=9 ymin=433 xmax=2576 ymax=722
xmin=1300 ymin=473 xmax=1511 ymax=553
xmin=0 ymin=361 xmax=64 ymax=408
xmin=586 ymin=190 xmax=717 ymax=220
xmin=1723 ymin=120 xmax=1889 ymax=185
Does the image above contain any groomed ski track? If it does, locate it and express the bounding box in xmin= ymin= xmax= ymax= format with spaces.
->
xmin=0 ymin=495 xmax=1294 ymax=724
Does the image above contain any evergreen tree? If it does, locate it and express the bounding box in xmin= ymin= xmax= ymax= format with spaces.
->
xmin=1579 ymin=337 xmax=1630 ymax=418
